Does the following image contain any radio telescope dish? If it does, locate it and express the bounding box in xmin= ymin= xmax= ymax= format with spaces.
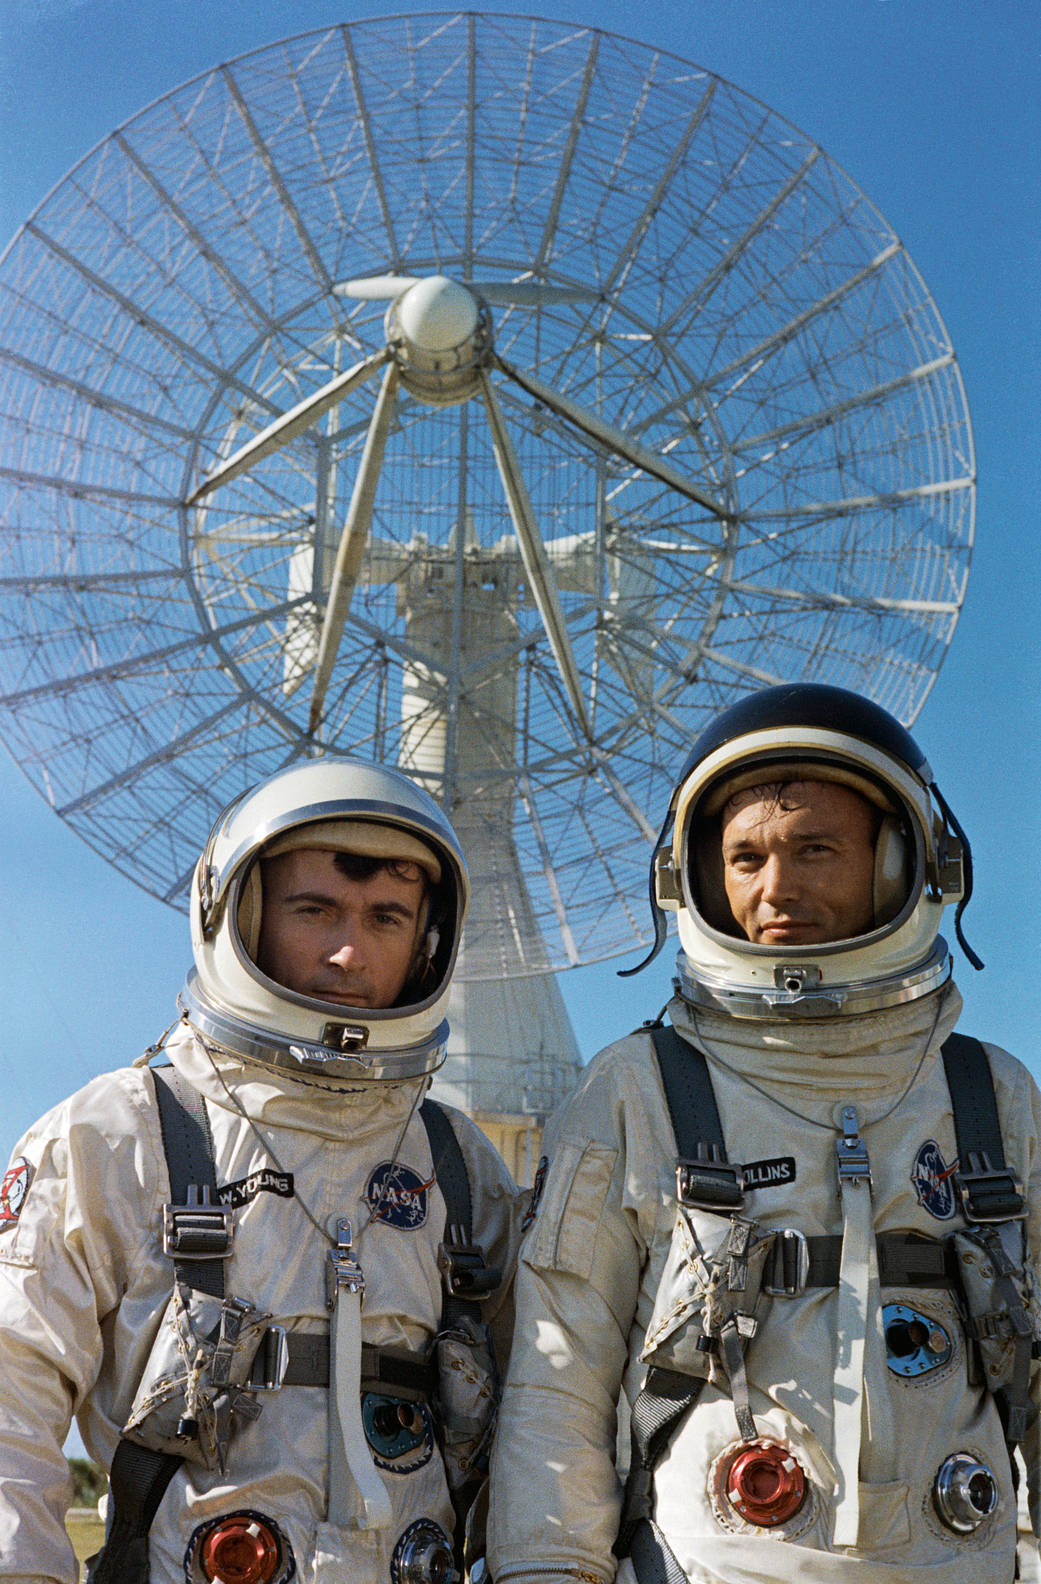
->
xmin=0 ymin=13 xmax=974 ymax=995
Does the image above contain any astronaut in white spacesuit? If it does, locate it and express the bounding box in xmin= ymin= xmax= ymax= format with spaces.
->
xmin=488 ymin=683 xmax=1041 ymax=1584
xmin=0 ymin=757 xmax=520 ymax=1584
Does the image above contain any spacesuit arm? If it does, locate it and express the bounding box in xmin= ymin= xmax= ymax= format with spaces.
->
xmin=0 ymin=1073 xmax=163 ymax=1583
xmin=487 ymin=1053 xmax=649 ymax=1584
xmin=981 ymin=1041 xmax=1041 ymax=1552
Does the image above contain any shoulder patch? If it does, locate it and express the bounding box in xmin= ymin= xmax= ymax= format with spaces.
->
xmin=365 ymin=1161 xmax=435 ymax=1229
xmin=0 ymin=1158 xmax=34 ymax=1232
xmin=911 ymin=1139 xmax=958 ymax=1221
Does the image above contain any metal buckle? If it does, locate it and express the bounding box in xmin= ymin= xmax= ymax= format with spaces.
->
xmin=162 ymin=1185 xmax=233 ymax=1260
xmin=326 ymin=1218 xmax=365 ymax=1307
xmin=955 ymin=1151 xmax=1027 ymax=1223
xmin=763 ymin=1228 xmax=810 ymax=1296
xmin=438 ymin=1224 xmax=501 ymax=1299
xmin=675 ymin=1146 xmax=745 ymax=1213
xmin=836 ymin=1105 xmax=871 ymax=1188
xmin=250 ymin=1325 xmax=290 ymax=1391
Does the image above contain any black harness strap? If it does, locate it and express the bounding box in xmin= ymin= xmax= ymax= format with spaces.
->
xmin=421 ymin=1097 xmax=500 ymax=1320
xmin=942 ymin=1034 xmax=1034 ymax=1453
xmin=942 ymin=1032 xmax=1026 ymax=1222
xmin=653 ymin=1024 xmax=744 ymax=1215
xmin=87 ymin=1067 xmax=223 ymax=1583
xmin=615 ymin=1027 xmax=726 ymax=1577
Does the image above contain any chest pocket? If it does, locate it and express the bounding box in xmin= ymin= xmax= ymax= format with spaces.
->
xmin=524 ymin=1138 xmax=618 ymax=1279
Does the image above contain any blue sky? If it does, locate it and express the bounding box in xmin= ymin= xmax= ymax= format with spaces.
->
xmin=0 ymin=0 xmax=1038 ymax=1172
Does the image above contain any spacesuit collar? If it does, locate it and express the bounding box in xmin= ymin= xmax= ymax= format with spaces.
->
xmin=163 ymin=1019 xmax=429 ymax=1142
xmin=668 ymin=982 xmax=963 ymax=1122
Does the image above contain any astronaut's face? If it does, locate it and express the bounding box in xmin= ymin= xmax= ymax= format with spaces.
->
xmin=720 ymin=779 xmax=877 ymax=946
xmin=256 ymin=847 xmax=426 ymax=1007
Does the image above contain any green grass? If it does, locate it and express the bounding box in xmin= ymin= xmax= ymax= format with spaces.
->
xmin=67 ymin=1511 xmax=105 ymax=1570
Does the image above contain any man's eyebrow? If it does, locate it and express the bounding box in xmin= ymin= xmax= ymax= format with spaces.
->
xmin=722 ymin=826 xmax=840 ymax=848
xmin=278 ymin=889 xmax=417 ymax=919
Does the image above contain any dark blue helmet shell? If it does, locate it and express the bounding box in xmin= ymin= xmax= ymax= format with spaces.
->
xmin=674 ymin=683 xmax=932 ymax=798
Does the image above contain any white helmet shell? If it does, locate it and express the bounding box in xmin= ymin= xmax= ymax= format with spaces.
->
xmin=182 ymin=758 xmax=469 ymax=1083
xmin=651 ymin=685 xmax=975 ymax=1019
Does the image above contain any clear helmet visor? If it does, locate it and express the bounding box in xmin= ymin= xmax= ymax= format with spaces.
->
xmin=185 ymin=759 xmax=469 ymax=1082
xmin=641 ymin=688 xmax=976 ymax=1018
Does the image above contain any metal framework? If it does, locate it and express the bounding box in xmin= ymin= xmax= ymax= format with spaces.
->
xmin=0 ymin=13 xmax=975 ymax=979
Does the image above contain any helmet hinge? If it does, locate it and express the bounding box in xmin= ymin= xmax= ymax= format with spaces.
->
xmin=654 ymin=850 xmax=684 ymax=904
xmin=199 ymin=863 xmax=218 ymax=938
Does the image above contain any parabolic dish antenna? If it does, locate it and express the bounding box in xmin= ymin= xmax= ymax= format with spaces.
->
xmin=0 ymin=13 xmax=974 ymax=990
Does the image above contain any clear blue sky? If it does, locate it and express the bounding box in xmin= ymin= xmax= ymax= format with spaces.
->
xmin=0 ymin=0 xmax=1038 ymax=1166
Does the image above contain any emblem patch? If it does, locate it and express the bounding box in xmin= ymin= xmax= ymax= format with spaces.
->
xmin=742 ymin=1156 xmax=797 ymax=1191
xmin=0 ymin=1157 xmax=34 ymax=1231
xmin=217 ymin=1168 xmax=294 ymax=1210
xmin=365 ymin=1162 xmax=435 ymax=1229
xmin=522 ymin=1155 xmax=549 ymax=1231
xmin=911 ymin=1139 xmax=958 ymax=1221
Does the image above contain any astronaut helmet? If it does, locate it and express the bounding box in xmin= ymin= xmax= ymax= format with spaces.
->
xmin=649 ymin=683 xmax=977 ymax=1019
xmin=181 ymin=757 xmax=468 ymax=1083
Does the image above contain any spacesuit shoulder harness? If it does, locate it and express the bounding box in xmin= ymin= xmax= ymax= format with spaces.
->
xmin=86 ymin=1065 xmax=501 ymax=1584
xmin=614 ymin=1023 xmax=1041 ymax=1580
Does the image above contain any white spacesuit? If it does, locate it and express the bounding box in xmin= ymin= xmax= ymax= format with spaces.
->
xmin=0 ymin=759 xmax=520 ymax=1584
xmin=487 ymin=684 xmax=1041 ymax=1584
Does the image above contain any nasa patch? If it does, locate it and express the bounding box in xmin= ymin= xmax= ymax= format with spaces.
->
xmin=365 ymin=1161 xmax=435 ymax=1230
xmin=0 ymin=1157 xmax=34 ymax=1232
xmin=911 ymin=1138 xmax=959 ymax=1221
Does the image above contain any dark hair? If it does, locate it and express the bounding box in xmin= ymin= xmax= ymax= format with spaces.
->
xmin=720 ymin=779 xmax=882 ymax=842
xmin=332 ymin=851 xmax=428 ymax=889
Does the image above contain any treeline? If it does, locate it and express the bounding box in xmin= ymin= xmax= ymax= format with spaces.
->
xmin=68 ymin=1457 xmax=106 ymax=1506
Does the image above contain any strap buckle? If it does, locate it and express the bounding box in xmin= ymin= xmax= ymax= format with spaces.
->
xmin=675 ymin=1146 xmax=745 ymax=1213
xmin=836 ymin=1106 xmax=871 ymax=1188
xmin=763 ymin=1228 xmax=810 ymax=1296
xmin=326 ymin=1218 xmax=365 ymax=1306
xmin=438 ymin=1224 xmax=500 ymax=1300
xmin=249 ymin=1325 xmax=290 ymax=1391
xmin=955 ymin=1150 xmax=1027 ymax=1223
xmin=162 ymin=1185 xmax=233 ymax=1260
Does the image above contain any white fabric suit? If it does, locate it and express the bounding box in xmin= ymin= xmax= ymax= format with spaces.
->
xmin=0 ymin=1021 xmax=520 ymax=1584
xmin=488 ymin=983 xmax=1041 ymax=1584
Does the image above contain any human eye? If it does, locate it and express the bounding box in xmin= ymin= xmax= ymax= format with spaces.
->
xmin=725 ymin=847 xmax=760 ymax=871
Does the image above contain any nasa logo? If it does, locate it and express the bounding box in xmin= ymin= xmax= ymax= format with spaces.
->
xmin=365 ymin=1162 xmax=436 ymax=1230
xmin=0 ymin=1158 xmax=34 ymax=1232
xmin=911 ymin=1139 xmax=958 ymax=1221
